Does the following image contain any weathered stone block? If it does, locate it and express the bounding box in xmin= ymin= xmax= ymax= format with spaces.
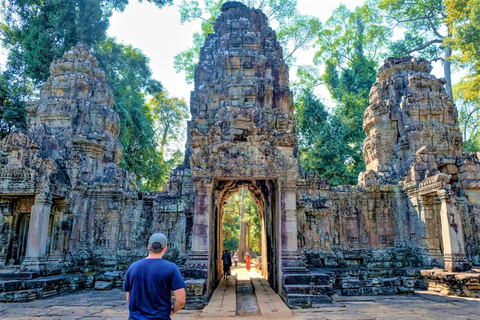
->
xmin=381 ymin=278 xmax=400 ymax=287
xmin=401 ymin=277 xmax=416 ymax=288
xmin=342 ymin=288 xmax=360 ymax=296
xmin=340 ymin=280 xmax=365 ymax=289
xmin=185 ymin=279 xmax=205 ymax=296
xmin=94 ymin=281 xmax=114 ymax=290
xmin=397 ymin=286 xmax=414 ymax=294
xmin=359 ymin=287 xmax=380 ymax=295
xmin=378 ymin=286 xmax=398 ymax=295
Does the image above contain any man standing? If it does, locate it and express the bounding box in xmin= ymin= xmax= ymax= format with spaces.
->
xmin=221 ymin=249 xmax=232 ymax=279
xmin=123 ymin=233 xmax=186 ymax=319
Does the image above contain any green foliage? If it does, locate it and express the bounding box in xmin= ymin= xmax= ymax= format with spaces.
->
xmin=0 ymin=72 xmax=29 ymax=137
xmin=1 ymin=0 xmax=172 ymax=84
xmin=295 ymin=90 xmax=357 ymax=185
xmin=277 ymin=15 xmax=321 ymax=64
xmin=314 ymin=3 xmax=390 ymax=68
xmin=2 ymin=0 xmax=111 ymax=84
xmin=445 ymin=0 xmax=480 ymax=149
xmin=378 ymin=0 xmax=445 ymax=54
xmin=95 ymin=38 xmax=181 ymax=191
xmin=222 ymin=191 xmax=241 ymax=251
xmin=148 ymin=90 xmax=189 ymax=154
xmin=302 ymin=3 xmax=383 ymax=185
xmin=377 ymin=0 xmax=453 ymax=98
xmin=222 ymin=189 xmax=261 ymax=252
xmin=453 ymin=80 xmax=480 ymax=152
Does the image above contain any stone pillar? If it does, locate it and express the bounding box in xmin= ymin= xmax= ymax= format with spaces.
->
xmin=437 ymin=189 xmax=470 ymax=272
xmin=280 ymin=181 xmax=306 ymax=273
xmin=185 ymin=180 xmax=212 ymax=269
xmin=47 ymin=199 xmax=67 ymax=267
xmin=22 ymin=193 xmax=52 ymax=272
xmin=366 ymin=191 xmax=381 ymax=247
xmin=418 ymin=196 xmax=443 ymax=259
xmin=0 ymin=198 xmax=13 ymax=266
xmin=281 ymin=182 xmax=297 ymax=253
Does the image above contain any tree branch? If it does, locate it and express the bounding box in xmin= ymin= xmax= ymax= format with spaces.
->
xmin=406 ymin=39 xmax=443 ymax=55
xmin=426 ymin=17 xmax=444 ymax=39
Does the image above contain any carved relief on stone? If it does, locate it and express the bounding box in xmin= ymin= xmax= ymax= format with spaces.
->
xmin=361 ymin=57 xmax=462 ymax=181
xmin=188 ymin=2 xmax=297 ymax=181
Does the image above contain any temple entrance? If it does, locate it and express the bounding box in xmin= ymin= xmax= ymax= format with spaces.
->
xmin=212 ymin=179 xmax=279 ymax=292
xmin=221 ymin=187 xmax=261 ymax=266
xmin=8 ymin=212 xmax=30 ymax=265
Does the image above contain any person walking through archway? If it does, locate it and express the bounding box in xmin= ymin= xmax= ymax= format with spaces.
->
xmin=123 ymin=233 xmax=186 ymax=319
xmin=233 ymin=252 xmax=238 ymax=267
xmin=221 ymin=249 xmax=232 ymax=279
xmin=245 ymin=252 xmax=252 ymax=271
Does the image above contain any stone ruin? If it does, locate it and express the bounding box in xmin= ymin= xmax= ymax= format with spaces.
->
xmin=0 ymin=1 xmax=479 ymax=306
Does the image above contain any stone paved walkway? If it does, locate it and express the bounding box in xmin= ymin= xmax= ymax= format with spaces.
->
xmin=236 ymin=269 xmax=260 ymax=316
xmin=1 ymin=268 xmax=480 ymax=320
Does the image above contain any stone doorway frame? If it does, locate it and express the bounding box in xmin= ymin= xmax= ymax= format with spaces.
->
xmin=212 ymin=179 xmax=280 ymax=292
xmin=13 ymin=212 xmax=31 ymax=265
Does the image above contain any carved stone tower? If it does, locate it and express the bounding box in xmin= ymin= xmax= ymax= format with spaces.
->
xmin=185 ymin=1 xmax=303 ymax=296
xmin=360 ymin=57 xmax=469 ymax=272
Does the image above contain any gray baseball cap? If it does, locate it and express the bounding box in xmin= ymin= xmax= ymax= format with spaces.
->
xmin=148 ymin=233 xmax=167 ymax=249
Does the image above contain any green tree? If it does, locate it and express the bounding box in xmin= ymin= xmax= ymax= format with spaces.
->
xmin=95 ymin=38 xmax=172 ymax=190
xmin=3 ymin=0 xmax=111 ymax=84
xmin=0 ymin=71 xmax=29 ymax=137
xmin=148 ymin=90 xmax=189 ymax=154
xmin=223 ymin=191 xmax=241 ymax=251
xmin=378 ymin=0 xmax=454 ymax=98
xmin=1 ymin=0 xmax=172 ymax=84
xmin=307 ymin=3 xmax=387 ymax=185
xmin=242 ymin=191 xmax=261 ymax=253
xmin=222 ymin=188 xmax=261 ymax=253
xmin=445 ymin=0 xmax=480 ymax=151
xmin=295 ymin=90 xmax=358 ymax=185
xmin=453 ymin=80 xmax=480 ymax=151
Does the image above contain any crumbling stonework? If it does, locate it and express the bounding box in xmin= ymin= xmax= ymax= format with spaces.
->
xmin=296 ymin=57 xmax=480 ymax=299
xmin=0 ymin=44 xmax=195 ymax=302
xmin=185 ymin=1 xmax=303 ymax=300
xmin=0 ymin=2 xmax=480 ymax=307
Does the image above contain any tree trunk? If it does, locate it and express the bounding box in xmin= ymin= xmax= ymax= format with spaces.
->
xmin=247 ymin=221 xmax=251 ymax=255
xmin=444 ymin=46 xmax=453 ymax=101
xmin=238 ymin=187 xmax=247 ymax=263
xmin=444 ymin=25 xmax=453 ymax=101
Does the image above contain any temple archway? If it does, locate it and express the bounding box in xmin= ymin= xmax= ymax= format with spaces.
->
xmin=212 ymin=180 xmax=279 ymax=290
xmin=183 ymin=1 xmax=305 ymax=301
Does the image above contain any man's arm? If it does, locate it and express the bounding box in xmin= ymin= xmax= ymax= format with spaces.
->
xmin=171 ymin=288 xmax=186 ymax=315
xmin=126 ymin=291 xmax=130 ymax=303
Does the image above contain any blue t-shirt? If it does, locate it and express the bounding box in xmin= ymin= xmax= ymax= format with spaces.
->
xmin=123 ymin=258 xmax=186 ymax=320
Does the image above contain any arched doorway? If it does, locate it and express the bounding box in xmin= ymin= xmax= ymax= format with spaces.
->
xmin=211 ymin=180 xmax=279 ymax=291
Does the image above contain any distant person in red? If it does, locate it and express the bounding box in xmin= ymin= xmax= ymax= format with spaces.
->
xmin=245 ymin=252 xmax=252 ymax=271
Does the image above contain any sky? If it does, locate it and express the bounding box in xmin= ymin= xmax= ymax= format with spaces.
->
xmin=106 ymin=0 xmax=363 ymax=103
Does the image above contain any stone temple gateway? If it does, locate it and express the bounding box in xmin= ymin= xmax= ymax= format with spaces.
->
xmin=0 ymin=1 xmax=479 ymax=305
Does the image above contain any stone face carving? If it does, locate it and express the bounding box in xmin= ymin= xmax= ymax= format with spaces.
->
xmin=0 ymin=4 xmax=480 ymax=306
